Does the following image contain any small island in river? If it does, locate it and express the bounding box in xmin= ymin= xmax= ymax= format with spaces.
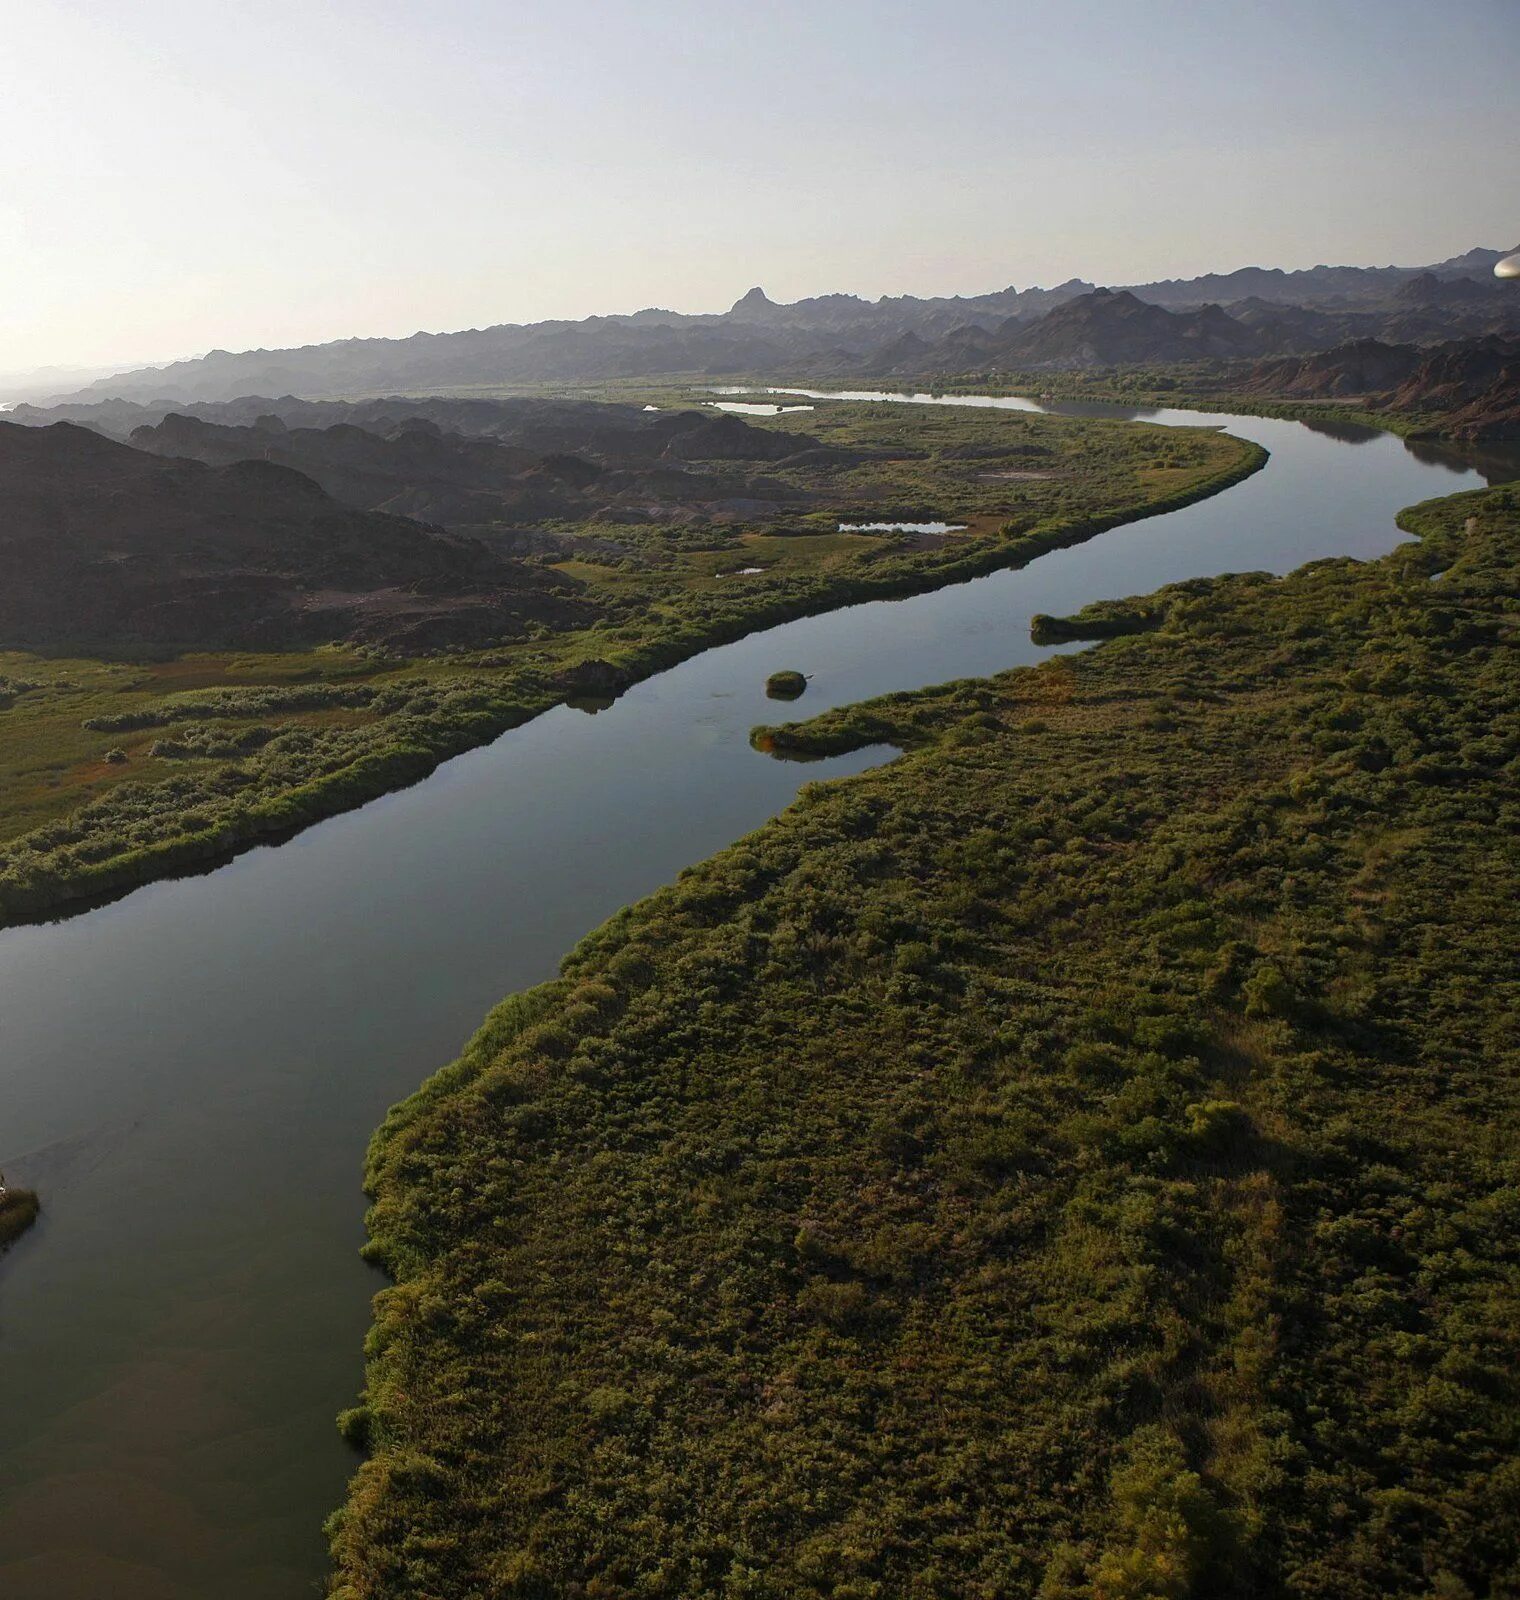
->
xmin=765 ymin=669 xmax=808 ymax=699
xmin=0 ymin=1182 xmax=39 ymax=1255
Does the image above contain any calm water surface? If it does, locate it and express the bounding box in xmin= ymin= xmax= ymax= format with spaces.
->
xmin=0 ymin=395 xmax=1514 ymax=1598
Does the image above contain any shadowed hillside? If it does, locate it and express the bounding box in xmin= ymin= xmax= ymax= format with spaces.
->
xmin=127 ymin=407 xmax=830 ymax=530
xmin=1240 ymin=335 xmax=1520 ymax=440
xmin=0 ymin=421 xmax=588 ymax=655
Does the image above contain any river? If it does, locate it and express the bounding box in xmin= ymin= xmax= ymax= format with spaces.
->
xmin=0 ymin=395 xmax=1514 ymax=1598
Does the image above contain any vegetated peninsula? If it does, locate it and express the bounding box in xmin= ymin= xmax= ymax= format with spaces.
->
xmin=0 ymin=399 xmax=1256 ymax=921
xmin=331 ymin=482 xmax=1520 ymax=1599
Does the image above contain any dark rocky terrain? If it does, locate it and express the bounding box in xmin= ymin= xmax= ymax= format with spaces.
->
xmin=124 ymin=405 xmax=828 ymax=530
xmin=1386 ymin=335 xmax=1520 ymax=440
xmin=0 ymin=421 xmax=590 ymax=655
xmin=23 ymin=248 xmax=1517 ymax=403
xmin=1238 ymin=338 xmax=1426 ymax=399
xmin=1240 ymin=334 xmax=1520 ymax=440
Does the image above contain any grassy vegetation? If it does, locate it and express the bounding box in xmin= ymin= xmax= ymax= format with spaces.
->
xmin=0 ymin=403 xmax=1257 ymax=923
xmin=0 ymin=1188 xmax=39 ymax=1254
xmin=330 ymin=482 xmax=1520 ymax=1598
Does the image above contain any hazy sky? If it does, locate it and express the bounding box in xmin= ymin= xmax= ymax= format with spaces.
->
xmin=2 ymin=0 xmax=1516 ymax=372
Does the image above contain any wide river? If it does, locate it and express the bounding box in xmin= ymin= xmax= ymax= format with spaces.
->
xmin=0 ymin=394 xmax=1515 ymax=1598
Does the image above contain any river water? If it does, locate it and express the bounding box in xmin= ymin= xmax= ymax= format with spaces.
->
xmin=0 ymin=395 xmax=1513 ymax=1598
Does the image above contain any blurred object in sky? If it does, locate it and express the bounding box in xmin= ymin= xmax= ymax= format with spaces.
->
xmin=1496 ymin=251 xmax=1520 ymax=279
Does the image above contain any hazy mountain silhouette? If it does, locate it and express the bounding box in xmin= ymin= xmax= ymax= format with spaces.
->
xmin=31 ymin=248 xmax=1516 ymax=404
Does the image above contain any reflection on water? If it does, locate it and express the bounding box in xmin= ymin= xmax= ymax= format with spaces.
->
xmin=1038 ymin=398 xmax=1167 ymax=422
xmin=0 ymin=391 xmax=1504 ymax=1599
xmin=739 ymin=384 xmax=1045 ymax=414
xmin=707 ymin=400 xmax=815 ymax=416
xmin=1293 ymin=414 xmax=1383 ymax=446
xmin=1401 ymin=434 xmax=1520 ymax=485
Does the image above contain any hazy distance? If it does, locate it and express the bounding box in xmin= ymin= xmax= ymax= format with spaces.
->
xmin=2 ymin=0 xmax=1516 ymax=373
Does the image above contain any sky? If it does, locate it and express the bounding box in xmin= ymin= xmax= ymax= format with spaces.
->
xmin=1 ymin=0 xmax=1516 ymax=374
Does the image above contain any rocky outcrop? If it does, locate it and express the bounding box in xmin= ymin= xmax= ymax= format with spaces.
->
xmin=125 ymin=404 xmax=830 ymax=526
xmin=1239 ymin=339 xmax=1424 ymax=399
xmin=1238 ymin=335 xmax=1520 ymax=440
xmin=1390 ymin=336 xmax=1520 ymax=440
xmin=0 ymin=421 xmax=589 ymax=655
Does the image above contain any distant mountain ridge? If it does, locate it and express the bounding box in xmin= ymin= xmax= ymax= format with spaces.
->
xmin=990 ymin=288 xmax=1263 ymax=368
xmin=25 ymin=247 xmax=1519 ymax=403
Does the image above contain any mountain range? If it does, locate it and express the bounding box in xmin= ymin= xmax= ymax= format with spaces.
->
xmin=25 ymin=248 xmax=1518 ymax=403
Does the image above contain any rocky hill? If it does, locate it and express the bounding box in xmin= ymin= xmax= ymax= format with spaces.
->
xmin=984 ymin=288 xmax=1263 ymax=369
xmin=1239 ymin=335 xmax=1520 ymax=440
xmin=0 ymin=421 xmax=588 ymax=655
xmin=1238 ymin=339 xmax=1425 ymax=399
xmin=1387 ymin=335 xmax=1520 ymax=440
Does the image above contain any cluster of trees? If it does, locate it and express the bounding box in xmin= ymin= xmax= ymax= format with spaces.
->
xmin=329 ymin=483 xmax=1520 ymax=1597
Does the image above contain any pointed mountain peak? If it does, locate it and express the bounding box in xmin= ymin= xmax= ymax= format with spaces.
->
xmin=730 ymin=286 xmax=778 ymax=315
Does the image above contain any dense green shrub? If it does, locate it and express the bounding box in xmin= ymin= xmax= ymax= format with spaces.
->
xmin=766 ymin=669 xmax=808 ymax=699
xmin=329 ymin=486 xmax=1520 ymax=1596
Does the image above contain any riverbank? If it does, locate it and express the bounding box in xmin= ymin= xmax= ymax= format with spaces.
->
xmin=0 ymin=407 xmax=1259 ymax=924
xmin=846 ymin=367 xmax=1514 ymax=447
xmin=333 ymin=477 xmax=1520 ymax=1598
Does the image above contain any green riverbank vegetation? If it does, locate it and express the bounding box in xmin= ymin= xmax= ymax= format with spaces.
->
xmin=331 ymin=482 xmax=1520 ymax=1598
xmin=830 ymin=366 xmax=1520 ymax=469
xmin=0 ymin=402 xmax=1256 ymax=923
